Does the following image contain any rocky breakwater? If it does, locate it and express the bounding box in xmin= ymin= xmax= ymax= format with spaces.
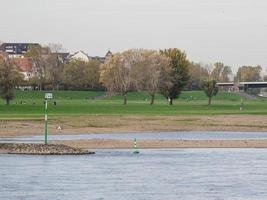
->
xmin=0 ymin=143 xmax=94 ymax=155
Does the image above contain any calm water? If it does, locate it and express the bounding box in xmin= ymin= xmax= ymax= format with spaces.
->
xmin=1 ymin=149 xmax=267 ymax=200
xmin=2 ymin=131 xmax=267 ymax=143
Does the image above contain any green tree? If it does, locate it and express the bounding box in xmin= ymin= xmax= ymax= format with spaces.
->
xmin=159 ymin=48 xmax=190 ymax=105
xmin=201 ymin=79 xmax=219 ymax=105
xmin=0 ymin=55 xmax=23 ymax=105
xmin=63 ymin=59 xmax=101 ymax=90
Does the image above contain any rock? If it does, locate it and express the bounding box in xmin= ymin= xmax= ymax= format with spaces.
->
xmin=0 ymin=143 xmax=94 ymax=155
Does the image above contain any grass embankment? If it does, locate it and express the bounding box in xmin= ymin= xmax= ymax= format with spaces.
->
xmin=0 ymin=90 xmax=267 ymax=136
xmin=0 ymin=90 xmax=266 ymax=118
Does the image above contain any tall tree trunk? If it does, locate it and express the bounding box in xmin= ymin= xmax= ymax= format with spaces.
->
xmin=208 ymin=97 xmax=212 ymax=105
xmin=169 ymin=98 xmax=173 ymax=105
xmin=123 ymin=94 xmax=127 ymax=105
xmin=150 ymin=93 xmax=155 ymax=105
xmin=39 ymin=82 xmax=42 ymax=91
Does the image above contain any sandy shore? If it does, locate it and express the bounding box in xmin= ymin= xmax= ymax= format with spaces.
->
xmin=2 ymin=114 xmax=267 ymax=149
xmin=1 ymin=115 xmax=267 ymax=137
xmin=54 ymin=139 xmax=267 ymax=149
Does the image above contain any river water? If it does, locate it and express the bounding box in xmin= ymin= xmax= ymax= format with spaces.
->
xmin=1 ymin=149 xmax=267 ymax=200
xmin=2 ymin=131 xmax=267 ymax=143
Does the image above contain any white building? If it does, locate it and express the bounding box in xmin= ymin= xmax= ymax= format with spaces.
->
xmin=69 ymin=51 xmax=91 ymax=62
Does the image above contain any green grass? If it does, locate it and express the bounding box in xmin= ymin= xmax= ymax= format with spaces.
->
xmin=0 ymin=90 xmax=266 ymax=118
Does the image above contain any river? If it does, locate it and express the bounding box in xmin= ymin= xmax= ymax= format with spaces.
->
xmin=1 ymin=149 xmax=267 ymax=199
xmin=2 ymin=131 xmax=267 ymax=143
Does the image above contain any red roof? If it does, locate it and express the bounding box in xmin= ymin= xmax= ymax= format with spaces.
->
xmin=14 ymin=58 xmax=33 ymax=72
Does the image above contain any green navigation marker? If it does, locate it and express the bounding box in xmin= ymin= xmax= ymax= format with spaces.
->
xmin=133 ymin=138 xmax=139 ymax=154
xmin=44 ymin=92 xmax=53 ymax=144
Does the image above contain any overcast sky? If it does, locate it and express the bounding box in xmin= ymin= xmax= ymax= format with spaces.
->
xmin=1 ymin=0 xmax=267 ymax=71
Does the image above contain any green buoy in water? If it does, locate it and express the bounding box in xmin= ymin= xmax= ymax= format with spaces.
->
xmin=133 ymin=138 xmax=139 ymax=154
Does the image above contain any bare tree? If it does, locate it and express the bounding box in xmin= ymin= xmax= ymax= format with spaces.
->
xmin=201 ymin=78 xmax=219 ymax=105
xmin=235 ymin=65 xmax=262 ymax=82
xmin=100 ymin=50 xmax=138 ymax=105
xmin=188 ymin=62 xmax=209 ymax=90
xmin=25 ymin=45 xmax=46 ymax=90
xmin=45 ymin=53 xmax=64 ymax=90
xmin=211 ymin=62 xmax=232 ymax=82
xmin=132 ymin=50 xmax=172 ymax=105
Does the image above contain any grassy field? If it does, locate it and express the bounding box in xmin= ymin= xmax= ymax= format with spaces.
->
xmin=0 ymin=90 xmax=266 ymax=119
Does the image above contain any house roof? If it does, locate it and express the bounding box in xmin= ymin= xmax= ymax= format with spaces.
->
xmin=0 ymin=43 xmax=41 ymax=55
xmin=13 ymin=58 xmax=33 ymax=72
xmin=105 ymin=50 xmax=112 ymax=57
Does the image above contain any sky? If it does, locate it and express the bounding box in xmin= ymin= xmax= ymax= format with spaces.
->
xmin=1 ymin=0 xmax=267 ymax=71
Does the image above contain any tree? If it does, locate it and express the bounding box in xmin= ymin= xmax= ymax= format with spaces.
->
xmin=100 ymin=50 xmax=137 ymax=105
xmin=63 ymin=59 xmax=101 ymax=90
xmin=188 ymin=62 xmax=209 ymax=90
xmin=45 ymin=53 xmax=64 ymax=90
xmin=220 ymin=66 xmax=232 ymax=82
xmin=0 ymin=55 xmax=23 ymax=105
xmin=201 ymin=79 xmax=219 ymax=105
xmin=132 ymin=50 xmax=172 ymax=105
xmin=159 ymin=48 xmax=190 ymax=105
xmin=25 ymin=45 xmax=47 ymax=90
xmin=211 ymin=62 xmax=232 ymax=82
xmin=235 ymin=65 xmax=262 ymax=82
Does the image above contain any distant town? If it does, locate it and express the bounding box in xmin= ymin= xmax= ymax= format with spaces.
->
xmin=0 ymin=42 xmax=112 ymax=81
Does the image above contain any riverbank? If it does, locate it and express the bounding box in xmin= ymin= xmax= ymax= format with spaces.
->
xmin=1 ymin=115 xmax=267 ymax=137
xmin=0 ymin=143 xmax=94 ymax=155
xmin=55 ymin=139 xmax=267 ymax=149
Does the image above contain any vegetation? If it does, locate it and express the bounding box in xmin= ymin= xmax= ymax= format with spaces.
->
xmin=210 ymin=62 xmax=232 ymax=82
xmin=0 ymin=90 xmax=266 ymax=119
xmin=1 ymin=45 xmax=267 ymax=109
xmin=235 ymin=65 xmax=262 ymax=82
xmin=159 ymin=48 xmax=190 ymax=105
xmin=64 ymin=59 xmax=101 ymax=90
xmin=201 ymin=79 xmax=219 ymax=105
xmin=0 ymin=55 xmax=23 ymax=105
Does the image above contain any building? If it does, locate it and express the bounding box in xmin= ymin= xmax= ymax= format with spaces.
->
xmin=13 ymin=58 xmax=34 ymax=80
xmin=0 ymin=43 xmax=41 ymax=58
xmin=69 ymin=51 xmax=91 ymax=62
xmin=69 ymin=50 xmax=112 ymax=63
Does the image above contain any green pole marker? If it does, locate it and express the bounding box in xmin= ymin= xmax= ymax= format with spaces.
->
xmin=44 ymin=99 xmax=48 ymax=144
xmin=44 ymin=92 xmax=52 ymax=145
xmin=133 ymin=138 xmax=139 ymax=154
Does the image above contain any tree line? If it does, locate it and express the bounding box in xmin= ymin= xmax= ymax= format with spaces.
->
xmin=0 ymin=46 xmax=266 ymax=105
